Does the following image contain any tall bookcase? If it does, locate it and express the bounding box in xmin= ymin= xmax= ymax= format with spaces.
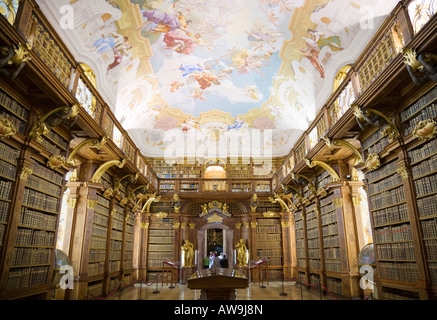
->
xmin=294 ymin=207 xmax=306 ymax=280
xmin=109 ymin=203 xmax=124 ymax=274
xmin=124 ymin=211 xmax=134 ymax=272
xmin=147 ymin=217 xmax=174 ymax=281
xmin=255 ymin=218 xmax=283 ymax=280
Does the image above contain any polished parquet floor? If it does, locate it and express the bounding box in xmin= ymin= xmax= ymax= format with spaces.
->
xmin=107 ymin=281 xmax=333 ymax=301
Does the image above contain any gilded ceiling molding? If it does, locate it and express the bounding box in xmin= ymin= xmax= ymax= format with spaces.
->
xmin=290 ymin=172 xmax=317 ymax=195
xmin=28 ymin=104 xmax=79 ymax=144
xmin=67 ymin=137 xmax=107 ymax=165
xmin=141 ymin=193 xmax=162 ymax=213
xmin=305 ymin=158 xmax=340 ymax=182
xmin=90 ymin=158 xmax=126 ymax=184
xmin=269 ymin=192 xmax=291 ymax=213
xmin=354 ymin=105 xmax=400 ymax=143
xmin=322 ymin=136 xmax=364 ymax=165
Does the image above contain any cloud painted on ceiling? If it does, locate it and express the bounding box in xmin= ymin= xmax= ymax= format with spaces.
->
xmin=38 ymin=0 xmax=400 ymax=157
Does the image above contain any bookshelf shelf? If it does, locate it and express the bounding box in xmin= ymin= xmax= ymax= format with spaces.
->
xmin=147 ymin=217 xmax=174 ymax=279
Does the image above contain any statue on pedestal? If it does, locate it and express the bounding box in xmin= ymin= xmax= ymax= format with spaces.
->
xmin=181 ymin=240 xmax=194 ymax=267
xmin=235 ymin=239 xmax=248 ymax=267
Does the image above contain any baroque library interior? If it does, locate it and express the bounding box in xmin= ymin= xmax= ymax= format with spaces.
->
xmin=0 ymin=0 xmax=437 ymax=302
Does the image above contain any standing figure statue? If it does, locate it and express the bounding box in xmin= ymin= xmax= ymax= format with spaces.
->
xmin=235 ymin=239 xmax=248 ymax=267
xmin=181 ymin=240 xmax=194 ymax=267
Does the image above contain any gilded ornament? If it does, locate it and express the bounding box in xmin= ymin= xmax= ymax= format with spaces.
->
xmin=397 ymin=165 xmax=409 ymax=180
xmin=0 ymin=117 xmax=17 ymax=140
xmin=67 ymin=199 xmax=77 ymax=209
xmin=19 ymin=167 xmax=33 ymax=182
xmin=155 ymin=212 xmax=168 ymax=219
xmin=352 ymin=196 xmax=362 ymax=207
xmin=87 ymin=200 xmax=97 ymax=209
xmin=263 ymin=211 xmax=279 ymax=218
xmin=334 ymin=198 xmax=343 ymax=208
xmin=365 ymin=153 xmax=381 ymax=172
xmin=281 ymin=220 xmax=290 ymax=228
xmin=413 ymin=119 xmax=437 ymax=140
xmin=47 ymin=155 xmax=66 ymax=170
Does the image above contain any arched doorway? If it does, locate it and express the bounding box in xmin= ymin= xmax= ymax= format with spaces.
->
xmin=197 ymin=221 xmax=234 ymax=271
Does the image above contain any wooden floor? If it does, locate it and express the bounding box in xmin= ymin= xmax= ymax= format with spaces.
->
xmin=106 ymin=281 xmax=335 ymax=301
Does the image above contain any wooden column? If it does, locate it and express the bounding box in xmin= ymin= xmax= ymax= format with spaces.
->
xmin=132 ymin=211 xmax=142 ymax=280
xmin=138 ymin=213 xmax=150 ymax=280
xmin=288 ymin=211 xmax=297 ymax=280
xmin=281 ymin=213 xmax=292 ymax=279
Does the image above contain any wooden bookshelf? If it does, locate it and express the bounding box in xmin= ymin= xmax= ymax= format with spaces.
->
xmin=320 ymin=192 xmax=341 ymax=274
xmin=109 ymin=203 xmax=124 ymax=274
xmin=123 ymin=211 xmax=134 ymax=272
xmin=159 ymin=180 xmax=175 ymax=193
xmin=180 ymin=181 xmax=199 ymax=193
xmin=0 ymin=88 xmax=29 ymax=136
xmin=294 ymin=209 xmax=306 ymax=272
xmin=305 ymin=203 xmax=320 ymax=276
xmin=147 ymin=217 xmax=174 ymax=281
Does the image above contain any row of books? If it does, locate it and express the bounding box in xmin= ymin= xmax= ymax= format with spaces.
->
xmin=23 ymin=189 xmax=60 ymax=213
xmin=320 ymin=195 xmax=334 ymax=207
xmin=408 ymin=138 xmax=437 ymax=164
xmin=94 ymin=212 xmax=109 ymax=227
xmin=19 ymin=207 xmax=57 ymax=231
xmin=149 ymin=244 xmax=173 ymax=252
xmin=148 ymin=259 xmax=166 ymax=268
xmin=308 ymin=248 xmax=320 ymax=259
xmin=15 ymin=228 xmax=55 ymax=247
xmin=306 ymin=218 xmax=318 ymax=230
xmin=365 ymin=135 xmax=389 ymax=156
xmin=0 ymin=180 xmax=13 ymax=200
xmin=0 ymin=90 xmax=29 ymax=120
xmin=374 ymin=224 xmax=413 ymax=243
xmin=257 ymin=242 xmax=282 ymax=250
xmin=326 ymin=277 xmax=342 ymax=295
xmin=411 ymin=154 xmax=437 ymax=179
xmin=92 ymin=224 xmax=108 ymax=238
xmin=424 ymin=239 xmax=437 ymax=260
xmin=112 ymin=219 xmax=123 ymax=231
xmin=378 ymin=262 xmax=419 ymax=282
xmin=400 ymin=85 xmax=437 ymax=122
xmin=297 ymin=258 xmax=306 ymax=268
xmin=421 ymin=219 xmax=437 ymax=239
xmin=376 ymin=242 xmax=416 ymax=260
xmin=417 ymin=193 xmax=437 ymax=218
xmin=309 ymin=260 xmax=320 ymax=270
xmin=295 ymin=220 xmax=304 ymax=230
xmin=366 ymin=160 xmax=397 ymax=184
xmin=149 ymin=223 xmax=174 ymax=230
xmin=0 ymin=201 xmax=9 ymax=223
xmin=0 ymin=111 xmax=26 ymax=135
xmin=101 ymin=179 xmax=112 ymax=191
xmin=267 ymin=257 xmax=282 ymax=266
xmin=0 ymin=159 xmax=17 ymax=180
xmin=44 ymin=130 xmax=68 ymax=150
xmin=430 ymin=263 xmax=437 ymax=285
xmin=149 ymin=229 xmax=174 ymax=237
xmin=307 ymin=228 xmax=319 ymax=239
xmin=39 ymin=138 xmax=64 ymax=157
xmin=111 ymin=229 xmax=122 ymax=240
xmin=257 ymin=219 xmax=281 ymax=225
xmin=149 ymin=236 xmax=174 ymax=244
xmin=324 ymin=247 xmax=341 ymax=259
xmin=320 ymin=202 xmax=335 ymax=215
xmin=414 ymin=174 xmax=437 ymax=197
xmin=322 ymin=223 xmax=338 ymax=237
xmin=110 ymin=240 xmax=122 ymax=250
xmin=368 ymin=172 xmax=403 ymax=196
xmin=256 ymin=225 xmax=281 ymax=233
xmin=372 ymin=203 xmax=409 ymax=227
xmin=90 ymin=237 xmax=107 ymax=250
xmin=109 ymin=261 xmax=121 ymax=273
xmin=323 ymin=235 xmax=340 ymax=247
xmin=297 ymin=249 xmax=306 ymax=259
xmin=95 ymin=204 xmax=109 ymax=217
xmin=308 ymin=238 xmax=319 ymax=249
xmin=7 ymin=266 xmax=49 ymax=290
xmin=89 ymin=249 xmax=106 ymax=262
xmin=317 ymin=172 xmax=331 ymax=190
xmin=27 ymin=174 xmax=62 ymax=197
xmin=369 ymin=186 xmax=406 ymax=211
xmin=0 ymin=141 xmax=19 ymax=164
xmin=257 ymin=248 xmax=282 ymax=257
xmin=404 ymin=103 xmax=437 ymax=136
xmin=256 ymin=233 xmax=282 ymax=242
xmin=125 ymin=233 xmax=133 ymax=243
xmin=325 ymin=260 xmax=341 ymax=273
xmin=11 ymin=247 xmax=52 ymax=267
xmin=109 ymin=251 xmax=121 ymax=261
xmin=321 ymin=211 xmax=337 ymax=226
xmin=88 ymin=262 xmax=105 ymax=277
xmin=31 ymin=160 xmax=63 ymax=185
xmin=148 ymin=251 xmax=173 ymax=260
xmin=125 ymin=242 xmax=133 ymax=251
xmin=97 ymin=194 xmax=110 ymax=208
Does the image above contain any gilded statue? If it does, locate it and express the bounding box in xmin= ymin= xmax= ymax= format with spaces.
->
xmin=181 ymin=240 xmax=194 ymax=267
xmin=235 ymin=239 xmax=248 ymax=267
xmin=172 ymin=194 xmax=181 ymax=213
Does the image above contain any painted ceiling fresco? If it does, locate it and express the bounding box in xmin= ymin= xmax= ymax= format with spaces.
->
xmin=38 ymin=0 xmax=400 ymax=158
